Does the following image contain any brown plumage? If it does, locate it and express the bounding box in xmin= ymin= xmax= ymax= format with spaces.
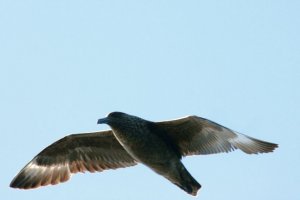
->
xmin=10 ymin=112 xmax=278 ymax=196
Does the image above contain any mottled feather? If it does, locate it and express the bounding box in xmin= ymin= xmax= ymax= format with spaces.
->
xmin=157 ymin=116 xmax=278 ymax=156
xmin=10 ymin=131 xmax=137 ymax=189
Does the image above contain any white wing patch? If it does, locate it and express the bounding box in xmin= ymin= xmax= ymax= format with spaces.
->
xmin=227 ymin=131 xmax=276 ymax=154
xmin=229 ymin=132 xmax=256 ymax=145
xmin=12 ymin=159 xmax=71 ymax=189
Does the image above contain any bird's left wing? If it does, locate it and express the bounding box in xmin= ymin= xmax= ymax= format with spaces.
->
xmin=156 ymin=116 xmax=278 ymax=156
xmin=10 ymin=130 xmax=137 ymax=189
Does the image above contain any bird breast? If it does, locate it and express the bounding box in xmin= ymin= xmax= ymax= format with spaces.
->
xmin=110 ymin=126 xmax=178 ymax=165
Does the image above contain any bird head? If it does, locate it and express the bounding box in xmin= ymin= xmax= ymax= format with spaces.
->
xmin=97 ymin=112 xmax=123 ymax=123
xmin=97 ymin=112 xmax=139 ymax=127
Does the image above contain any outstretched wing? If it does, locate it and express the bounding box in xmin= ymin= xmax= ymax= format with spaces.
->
xmin=10 ymin=130 xmax=137 ymax=189
xmin=157 ymin=116 xmax=278 ymax=156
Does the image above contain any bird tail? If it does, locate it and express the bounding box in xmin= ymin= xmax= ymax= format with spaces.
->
xmin=175 ymin=166 xmax=201 ymax=196
xmin=162 ymin=162 xmax=201 ymax=196
xmin=151 ymin=161 xmax=201 ymax=196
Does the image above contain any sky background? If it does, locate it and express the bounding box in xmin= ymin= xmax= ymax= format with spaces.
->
xmin=1 ymin=1 xmax=299 ymax=200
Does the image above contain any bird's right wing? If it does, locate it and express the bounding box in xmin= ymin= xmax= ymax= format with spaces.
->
xmin=157 ymin=116 xmax=278 ymax=156
xmin=10 ymin=130 xmax=137 ymax=189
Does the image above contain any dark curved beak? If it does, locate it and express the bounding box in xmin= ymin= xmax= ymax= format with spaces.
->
xmin=97 ymin=117 xmax=108 ymax=124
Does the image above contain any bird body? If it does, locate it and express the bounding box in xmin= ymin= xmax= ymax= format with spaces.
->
xmin=101 ymin=113 xmax=201 ymax=195
xmin=10 ymin=112 xmax=278 ymax=196
xmin=102 ymin=114 xmax=179 ymax=163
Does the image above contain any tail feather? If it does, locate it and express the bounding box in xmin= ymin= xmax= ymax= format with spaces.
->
xmin=150 ymin=161 xmax=201 ymax=196
xmin=177 ymin=167 xmax=201 ymax=196
xmin=167 ymin=163 xmax=201 ymax=196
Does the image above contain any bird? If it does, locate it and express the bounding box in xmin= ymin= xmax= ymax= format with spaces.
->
xmin=10 ymin=112 xmax=278 ymax=196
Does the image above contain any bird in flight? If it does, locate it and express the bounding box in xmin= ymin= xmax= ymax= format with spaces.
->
xmin=10 ymin=112 xmax=278 ymax=196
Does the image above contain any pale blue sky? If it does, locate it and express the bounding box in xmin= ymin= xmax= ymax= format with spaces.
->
xmin=1 ymin=1 xmax=299 ymax=200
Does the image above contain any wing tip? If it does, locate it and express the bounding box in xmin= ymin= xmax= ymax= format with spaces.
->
xmin=236 ymin=140 xmax=279 ymax=154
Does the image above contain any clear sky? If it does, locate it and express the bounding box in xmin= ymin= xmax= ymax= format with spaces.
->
xmin=1 ymin=1 xmax=299 ymax=200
